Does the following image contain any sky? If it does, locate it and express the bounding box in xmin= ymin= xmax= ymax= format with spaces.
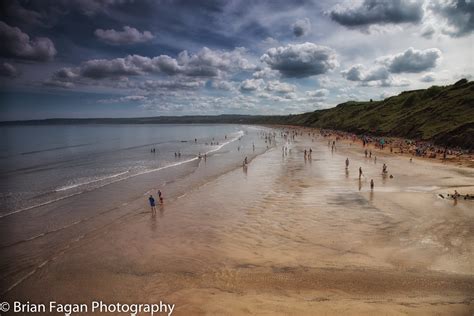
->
xmin=0 ymin=0 xmax=473 ymax=120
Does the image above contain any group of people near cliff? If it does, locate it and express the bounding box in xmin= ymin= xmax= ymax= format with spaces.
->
xmin=319 ymin=129 xmax=471 ymax=160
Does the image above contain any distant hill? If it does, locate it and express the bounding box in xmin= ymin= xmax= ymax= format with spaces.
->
xmin=2 ymin=79 xmax=473 ymax=149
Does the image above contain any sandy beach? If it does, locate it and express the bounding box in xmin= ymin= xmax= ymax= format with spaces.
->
xmin=3 ymin=128 xmax=474 ymax=315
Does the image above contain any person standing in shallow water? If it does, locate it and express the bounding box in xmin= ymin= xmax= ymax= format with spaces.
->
xmin=148 ymin=195 xmax=156 ymax=214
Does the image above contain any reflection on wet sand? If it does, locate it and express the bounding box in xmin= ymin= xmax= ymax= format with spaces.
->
xmin=4 ymin=129 xmax=474 ymax=315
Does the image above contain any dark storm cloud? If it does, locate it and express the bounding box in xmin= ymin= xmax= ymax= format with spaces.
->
xmin=329 ymin=0 xmax=423 ymax=29
xmin=0 ymin=0 xmax=138 ymax=28
xmin=94 ymin=26 xmax=154 ymax=45
xmin=292 ymin=18 xmax=311 ymax=37
xmin=380 ymin=47 xmax=442 ymax=73
xmin=260 ymin=43 xmax=338 ymax=78
xmin=0 ymin=62 xmax=19 ymax=77
xmin=1 ymin=0 xmax=45 ymax=26
xmin=0 ymin=21 xmax=56 ymax=61
xmin=428 ymin=0 xmax=474 ymax=37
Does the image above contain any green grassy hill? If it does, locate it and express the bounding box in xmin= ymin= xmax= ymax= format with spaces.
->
xmin=281 ymin=79 xmax=474 ymax=150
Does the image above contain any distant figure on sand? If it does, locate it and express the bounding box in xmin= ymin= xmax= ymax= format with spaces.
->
xmin=148 ymin=195 xmax=156 ymax=214
xmin=382 ymin=163 xmax=387 ymax=174
xmin=370 ymin=179 xmax=374 ymax=190
xmin=157 ymin=190 xmax=163 ymax=204
xmin=359 ymin=167 xmax=363 ymax=179
xmin=243 ymin=156 xmax=248 ymax=166
xmin=345 ymin=158 xmax=349 ymax=169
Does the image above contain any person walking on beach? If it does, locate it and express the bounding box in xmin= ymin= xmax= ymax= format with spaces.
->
xmin=149 ymin=195 xmax=156 ymax=214
xmin=345 ymin=158 xmax=349 ymax=169
xmin=382 ymin=163 xmax=387 ymax=174
xmin=359 ymin=167 xmax=363 ymax=179
xmin=365 ymin=149 xmax=368 ymax=158
xmin=370 ymin=179 xmax=374 ymax=190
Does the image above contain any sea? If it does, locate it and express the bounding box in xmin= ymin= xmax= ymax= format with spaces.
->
xmin=0 ymin=124 xmax=270 ymax=216
xmin=0 ymin=124 xmax=273 ymax=293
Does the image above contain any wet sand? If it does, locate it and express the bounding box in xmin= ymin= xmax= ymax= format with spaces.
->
xmin=4 ymin=130 xmax=474 ymax=315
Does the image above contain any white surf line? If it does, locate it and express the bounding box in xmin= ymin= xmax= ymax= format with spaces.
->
xmin=0 ymin=131 xmax=244 ymax=220
xmin=55 ymin=171 xmax=130 ymax=192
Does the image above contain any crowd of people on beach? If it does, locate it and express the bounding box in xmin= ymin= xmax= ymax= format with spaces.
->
xmin=319 ymin=129 xmax=471 ymax=161
xmin=319 ymin=128 xmax=468 ymax=199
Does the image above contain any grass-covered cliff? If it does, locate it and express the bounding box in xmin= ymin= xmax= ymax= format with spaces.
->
xmin=280 ymin=79 xmax=474 ymax=149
